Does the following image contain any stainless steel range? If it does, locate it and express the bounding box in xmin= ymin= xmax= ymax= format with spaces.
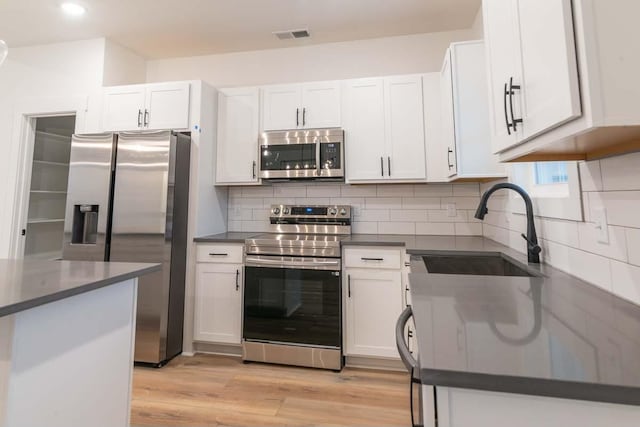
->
xmin=242 ymin=204 xmax=351 ymax=371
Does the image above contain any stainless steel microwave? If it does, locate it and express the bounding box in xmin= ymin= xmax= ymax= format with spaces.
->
xmin=259 ymin=128 xmax=344 ymax=180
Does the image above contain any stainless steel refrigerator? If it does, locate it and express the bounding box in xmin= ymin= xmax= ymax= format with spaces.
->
xmin=62 ymin=130 xmax=190 ymax=367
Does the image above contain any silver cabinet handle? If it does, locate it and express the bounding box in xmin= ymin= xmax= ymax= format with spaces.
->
xmin=296 ymin=108 xmax=300 ymax=127
xmin=209 ymin=253 xmax=228 ymax=256
xmin=235 ymin=269 xmax=240 ymax=291
xmin=380 ymin=157 xmax=384 ymax=177
xmin=303 ymin=107 xmax=306 ymax=126
xmin=361 ymin=257 xmax=384 ymax=261
xmin=447 ymin=148 xmax=454 ymax=170
xmin=137 ymin=109 xmax=142 ymax=127
xmin=388 ymin=156 xmax=391 ymax=177
xmin=143 ymin=109 xmax=149 ymax=127
xmin=347 ymin=274 xmax=351 ymax=298
xmin=252 ymin=161 xmax=257 ymax=179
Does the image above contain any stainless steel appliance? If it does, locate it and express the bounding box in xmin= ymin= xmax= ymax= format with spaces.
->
xmin=243 ymin=204 xmax=351 ymax=370
xmin=62 ymin=131 xmax=190 ymax=367
xmin=397 ymin=306 xmax=424 ymax=427
xmin=259 ymin=128 xmax=344 ymax=180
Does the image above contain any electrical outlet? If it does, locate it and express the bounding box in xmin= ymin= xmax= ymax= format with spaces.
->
xmin=593 ymin=208 xmax=609 ymax=244
xmin=353 ymin=206 xmax=362 ymax=217
xmin=231 ymin=207 xmax=242 ymax=219
xmin=446 ymin=203 xmax=457 ymax=217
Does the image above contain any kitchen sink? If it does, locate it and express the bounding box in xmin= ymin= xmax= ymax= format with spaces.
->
xmin=422 ymin=254 xmax=539 ymax=277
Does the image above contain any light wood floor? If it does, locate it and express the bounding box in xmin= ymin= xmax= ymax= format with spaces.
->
xmin=131 ymin=353 xmax=410 ymax=427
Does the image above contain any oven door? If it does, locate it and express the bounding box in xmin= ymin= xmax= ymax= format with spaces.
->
xmin=243 ymin=255 xmax=341 ymax=348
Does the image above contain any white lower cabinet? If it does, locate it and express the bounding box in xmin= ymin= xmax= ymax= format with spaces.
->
xmin=344 ymin=247 xmax=404 ymax=359
xmin=194 ymin=261 xmax=243 ymax=344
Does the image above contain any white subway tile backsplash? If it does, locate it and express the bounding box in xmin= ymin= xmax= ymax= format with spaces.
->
xmin=587 ymin=191 xmax=640 ymax=228
xmin=365 ymin=197 xmax=403 ymax=209
xmin=402 ymin=197 xmax=441 ymax=209
xmin=538 ymin=218 xmax=580 ymax=248
xmin=414 ymin=184 xmax=453 ymax=197
xmin=241 ymin=221 xmax=269 ymax=232
xmin=455 ymin=223 xmax=483 ymax=236
xmin=416 ymin=222 xmax=455 ymax=235
xmin=442 ymin=197 xmax=481 ymax=210
xmin=578 ymin=161 xmax=603 ymax=192
xmin=453 ymin=183 xmax=481 ymax=196
xmin=427 ymin=210 xmax=468 ymax=223
xmin=252 ymin=209 xmax=271 ymax=221
xmin=378 ymin=222 xmax=416 ymax=235
xmin=340 ymin=185 xmax=378 ymax=197
xmin=330 ymin=197 xmax=365 ymax=208
xmin=233 ymin=197 xmax=264 ymax=209
xmin=228 ymin=220 xmax=241 ymax=232
xmin=296 ymin=197 xmax=331 ymax=205
xmin=356 ymin=209 xmax=390 ymax=222
xmin=274 ymin=185 xmax=307 ymax=198
xmin=626 ymin=228 xmax=640 ymax=267
xmin=241 ymin=186 xmax=274 ymax=198
xmin=390 ymin=209 xmax=428 ymax=222
xmin=352 ymin=222 xmax=378 ymax=234
xmin=577 ymin=223 xmax=628 ymax=262
xmin=610 ymin=260 xmax=640 ymax=305
xmin=266 ymin=198 xmax=296 ymax=208
xmin=307 ymin=185 xmax=342 ymax=197
xmin=377 ymin=184 xmax=415 ymax=197
xmin=601 ymin=152 xmax=640 ymax=191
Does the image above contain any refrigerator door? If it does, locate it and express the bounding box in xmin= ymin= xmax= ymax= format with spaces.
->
xmin=109 ymin=131 xmax=190 ymax=365
xmin=62 ymin=133 xmax=116 ymax=261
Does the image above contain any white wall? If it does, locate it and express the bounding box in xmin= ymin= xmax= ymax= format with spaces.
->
xmin=146 ymin=29 xmax=477 ymax=87
xmin=228 ymin=182 xmax=483 ymax=236
xmin=469 ymin=6 xmax=484 ymax=39
xmin=102 ymin=40 xmax=147 ymax=86
xmin=482 ymin=154 xmax=640 ymax=306
xmin=0 ymin=38 xmax=108 ymax=257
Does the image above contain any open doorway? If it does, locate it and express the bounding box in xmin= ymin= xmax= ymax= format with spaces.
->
xmin=23 ymin=115 xmax=76 ymax=259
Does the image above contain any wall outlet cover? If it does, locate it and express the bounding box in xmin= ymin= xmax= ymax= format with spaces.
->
xmin=593 ymin=208 xmax=609 ymax=244
xmin=446 ymin=203 xmax=457 ymax=217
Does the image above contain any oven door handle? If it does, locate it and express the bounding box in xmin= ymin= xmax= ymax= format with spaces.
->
xmin=245 ymin=255 xmax=341 ymax=271
xmin=396 ymin=306 xmax=418 ymax=372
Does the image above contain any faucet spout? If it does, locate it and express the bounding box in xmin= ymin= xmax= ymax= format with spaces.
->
xmin=475 ymin=183 xmax=541 ymax=264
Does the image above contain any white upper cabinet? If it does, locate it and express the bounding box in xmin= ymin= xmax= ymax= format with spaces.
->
xmin=436 ymin=41 xmax=505 ymax=181
xmin=103 ymin=82 xmax=190 ymax=132
xmin=385 ymin=75 xmax=426 ymax=181
xmin=261 ymin=81 xmax=341 ymax=131
xmin=343 ymin=75 xmax=427 ymax=183
xmin=343 ymin=78 xmax=387 ymax=181
xmin=516 ymin=0 xmax=581 ymax=140
xmin=216 ymin=87 xmax=260 ymax=185
xmin=144 ymin=82 xmax=191 ymax=131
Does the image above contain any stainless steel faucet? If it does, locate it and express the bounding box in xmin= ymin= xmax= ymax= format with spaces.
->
xmin=474 ymin=183 xmax=541 ymax=264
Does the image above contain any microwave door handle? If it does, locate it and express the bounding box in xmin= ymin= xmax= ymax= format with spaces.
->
xmin=316 ymin=138 xmax=321 ymax=177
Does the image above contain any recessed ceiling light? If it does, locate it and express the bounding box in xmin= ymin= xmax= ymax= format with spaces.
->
xmin=60 ymin=2 xmax=86 ymax=17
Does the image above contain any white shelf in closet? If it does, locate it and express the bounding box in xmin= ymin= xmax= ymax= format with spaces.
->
xmin=27 ymin=219 xmax=65 ymax=224
xmin=32 ymin=160 xmax=69 ymax=167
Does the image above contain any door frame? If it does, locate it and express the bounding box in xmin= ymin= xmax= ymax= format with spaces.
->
xmin=8 ymin=96 xmax=87 ymax=259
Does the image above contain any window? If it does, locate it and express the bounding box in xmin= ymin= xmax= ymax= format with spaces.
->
xmin=511 ymin=161 xmax=583 ymax=221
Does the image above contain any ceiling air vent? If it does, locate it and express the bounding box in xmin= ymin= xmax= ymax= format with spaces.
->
xmin=273 ymin=29 xmax=310 ymax=40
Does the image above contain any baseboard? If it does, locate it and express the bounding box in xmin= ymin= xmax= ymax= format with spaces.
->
xmin=193 ymin=341 xmax=243 ymax=357
xmin=345 ymin=355 xmax=406 ymax=371
xmin=180 ymin=351 xmax=195 ymax=357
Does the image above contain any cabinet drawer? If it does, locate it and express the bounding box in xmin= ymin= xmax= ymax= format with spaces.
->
xmin=343 ymin=248 xmax=402 ymax=270
xmin=196 ymin=244 xmax=244 ymax=264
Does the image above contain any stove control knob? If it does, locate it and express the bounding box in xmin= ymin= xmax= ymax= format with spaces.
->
xmin=272 ymin=207 xmax=281 ymax=215
xmin=329 ymin=208 xmax=338 ymax=215
xmin=282 ymin=207 xmax=290 ymax=215
xmin=339 ymin=208 xmax=347 ymax=216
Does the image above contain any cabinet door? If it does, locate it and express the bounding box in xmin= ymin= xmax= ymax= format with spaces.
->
xmin=423 ymin=72 xmax=449 ymax=182
xmin=144 ymin=82 xmax=190 ymax=130
xmin=102 ymin=85 xmax=145 ymax=132
xmin=385 ymin=75 xmax=427 ymax=181
xmin=483 ymin=0 xmax=523 ymax=153
xmin=345 ymin=269 xmax=402 ymax=358
xmin=440 ymin=52 xmax=458 ymax=177
xmin=517 ymin=0 xmax=581 ymax=140
xmin=301 ymin=81 xmax=341 ymax=128
xmin=194 ymin=263 xmax=243 ymax=344
xmin=216 ymin=88 xmax=260 ymax=184
xmin=342 ymin=78 xmax=387 ymax=182
xmin=261 ymin=84 xmax=302 ymax=131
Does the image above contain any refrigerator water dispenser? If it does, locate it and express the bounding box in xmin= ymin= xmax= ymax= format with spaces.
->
xmin=71 ymin=204 xmax=99 ymax=244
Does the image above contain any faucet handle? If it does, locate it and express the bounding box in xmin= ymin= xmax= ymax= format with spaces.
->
xmin=521 ymin=233 xmax=542 ymax=255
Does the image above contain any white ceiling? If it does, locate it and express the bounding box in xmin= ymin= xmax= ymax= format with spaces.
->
xmin=0 ymin=0 xmax=481 ymax=59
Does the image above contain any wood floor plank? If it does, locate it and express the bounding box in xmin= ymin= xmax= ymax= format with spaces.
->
xmin=131 ymin=354 xmax=410 ymax=427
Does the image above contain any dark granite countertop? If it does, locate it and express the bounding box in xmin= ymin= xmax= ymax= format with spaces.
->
xmin=194 ymin=232 xmax=262 ymax=243
xmin=0 ymin=260 xmax=160 ymax=317
xmin=409 ymin=245 xmax=640 ymax=405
